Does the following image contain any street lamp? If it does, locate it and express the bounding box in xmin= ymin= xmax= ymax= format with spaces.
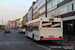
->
xmin=45 ymin=0 xmax=47 ymax=17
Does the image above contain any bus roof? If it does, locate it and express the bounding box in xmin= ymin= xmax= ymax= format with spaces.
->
xmin=26 ymin=17 xmax=62 ymax=24
xmin=26 ymin=17 xmax=41 ymax=24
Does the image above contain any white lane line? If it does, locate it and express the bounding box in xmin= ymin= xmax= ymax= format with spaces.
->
xmin=11 ymin=41 xmax=15 ymax=42
xmin=12 ymin=36 xmax=16 ymax=38
xmin=19 ymin=42 xmax=24 ymax=44
xmin=36 ymin=44 xmax=51 ymax=50
xmin=14 ymin=30 xmax=18 ymax=33
xmin=0 ymin=42 xmax=4 ymax=45
xmin=12 ymin=42 xmax=18 ymax=44
xmin=5 ymin=42 xmax=11 ymax=44
xmin=17 ymin=41 xmax=22 ymax=42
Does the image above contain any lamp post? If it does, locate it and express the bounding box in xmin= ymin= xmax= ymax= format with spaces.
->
xmin=45 ymin=0 xmax=47 ymax=17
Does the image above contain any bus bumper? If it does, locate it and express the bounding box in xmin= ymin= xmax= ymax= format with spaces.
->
xmin=40 ymin=38 xmax=62 ymax=40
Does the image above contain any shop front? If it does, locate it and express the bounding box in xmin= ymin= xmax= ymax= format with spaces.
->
xmin=63 ymin=20 xmax=75 ymax=36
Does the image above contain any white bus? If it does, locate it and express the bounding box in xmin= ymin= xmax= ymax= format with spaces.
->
xmin=25 ymin=17 xmax=63 ymax=41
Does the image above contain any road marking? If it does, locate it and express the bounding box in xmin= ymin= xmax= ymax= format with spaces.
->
xmin=19 ymin=42 xmax=24 ymax=44
xmin=4 ymin=41 xmax=10 ymax=43
xmin=69 ymin=43 xmax=75 ymax=44
xmin=12 ymin=42 xmax=18 ymax=44
xmin=0 ymin=41 xmax=36 ymax=45
xmin=5 ymin=42 xmax=11 ymax=44
xmin=0 ymin=42 xmax=4 ymax=45
xmin=36 ymin=44 xmax=51 ymax=50
xmin=12 ymin=36 xmax=16 ymax=38
xmin=11 ymin=41 xmax=16 ymax=43
xmin=62 ymin=43 xmax=75 ymax=47
xmin=17 ymin=41 xmax=22 ymax=42
xmin=54 ymin=40 xmax=75 ymax=47
xmin=9 ymin=35 xmax=11 ymax=36
xmin=14 ymin=30 xmax=18 ymax=33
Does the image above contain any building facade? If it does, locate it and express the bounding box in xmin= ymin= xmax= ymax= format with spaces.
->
xmin=25 ymin=13 xmax=29 ymax=23
xmin=16 ymin=18 xmax=20 ymax=28
xmin=8 ymin=18 xmax=20 ymax=29
xmin=31 ymin=0 xmax=75 ymax=37
xmin=23 ymin=16 xmax=25 ymax=25
xmin=47 ymin=0 xmax=75 ymax=36
xmin=8 ymin=21 xmax=11 ymax=28
xmin=10 ymin=21 xmax=15 ymax=29
xmin=33 ymin=0 xmax=46 ymax=19
xmin=28 ymin=6 xmax=33 ymax=21
xmin=22 ymin=13 xmax=29 ymax=26
xmin=26 ymin=13 xmax=29 ymax=22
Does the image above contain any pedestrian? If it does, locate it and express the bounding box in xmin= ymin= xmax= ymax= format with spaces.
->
xmin=68 ymin=29 xmax=71 ymax=41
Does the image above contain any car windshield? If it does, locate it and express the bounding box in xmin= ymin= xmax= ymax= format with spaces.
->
xmin=6 ymin=29 xmax=10 ymax=30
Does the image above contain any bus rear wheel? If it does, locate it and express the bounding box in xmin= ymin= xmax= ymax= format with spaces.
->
xmin=32 ymin=34 xmax=34 ymax=41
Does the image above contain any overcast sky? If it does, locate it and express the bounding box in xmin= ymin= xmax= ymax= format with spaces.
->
xmin=0 ymin=0 xmax=36 ymax=25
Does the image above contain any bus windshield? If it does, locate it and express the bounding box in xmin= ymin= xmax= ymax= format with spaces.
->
xmin=42 ymin=22 xmax=61 ymax=28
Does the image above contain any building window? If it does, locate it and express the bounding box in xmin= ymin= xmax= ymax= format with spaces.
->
xmin=58 ymin=10 xmax=59 ymax=15
xmin=51 ymin=12 xmax=52 ymax=17
xmin=51 ymin=2 xmax=53 ymax=8
xmin=47 ymin=12 xmax=51 ymax=17
xmin=69 ymin=4 xmax=72 ymax=12
xmin=64 ymin=7 xmax=67 ymax=13
xmin=57 ymin=0 xmax=59 ymax=4
xmin=52 ymin=11 xmax=55 ymax=17
xmin=67 ymin=5 xmax=69 ymax=12
xmin=74 ymin=3 xmax=75 ymax=10
xmin=47 ymin=13 xmax=49 ymax=17
xmin=47 ymin=3 xmax=49 ymax=10
xmin=47 ymin=3 xmax=51 ymax=10
xmin=55 ymin=11 xmax=58 ymax=16
xmin=50 ymin=13 xmax=51 ymax=17
xmin=43 ymin=0 xmax=45 ymax=4
xmin=50 ymin=3 xmax=51 ymax=8
xmin=55 ymin=0 xmax=63 ymax=5
xmin=59 ymin=9 xmax=62 ymax=14
xmin=53 ymin=1 xmax=55 ymax=6
xmin=55 ymin=0 xmax=58 ymax=5
xmin=59 ymin=0 xmax=63 ymax=3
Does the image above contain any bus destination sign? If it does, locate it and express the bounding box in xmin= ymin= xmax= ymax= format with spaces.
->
xmin=49 ymin=18 xmax=54 ymax=21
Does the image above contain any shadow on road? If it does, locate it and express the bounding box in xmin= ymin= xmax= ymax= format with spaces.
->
xmin=25 ymin=36 xmax=61 ymax=46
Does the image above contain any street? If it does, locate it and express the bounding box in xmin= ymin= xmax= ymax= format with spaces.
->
xmin=0 ymin=0 xmax=75 ymax=50
xmin=0 ymin=29 xmax=74 ymax=50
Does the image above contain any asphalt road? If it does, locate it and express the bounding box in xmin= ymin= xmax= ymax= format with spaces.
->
xmin=0 ymin=29 xmax=74 ymax=50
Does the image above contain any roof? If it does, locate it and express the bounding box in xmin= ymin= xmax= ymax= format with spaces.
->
xmin=26 ymin=17 xmax=43 ymax=24
xmin=26 ymin=17 xmax=62 ymax=25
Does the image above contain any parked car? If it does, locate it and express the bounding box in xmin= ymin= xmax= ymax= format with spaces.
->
xmin=5 ymin=29 xmax=10 ymax=33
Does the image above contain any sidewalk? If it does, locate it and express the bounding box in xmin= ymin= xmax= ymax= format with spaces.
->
xmin=52 ymin=35 xmax=75 ymax=47
xmin=63 ymin=35 xmax=75 ymax=41
xmin=52 ymin=40 xmax=75 ymax=47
